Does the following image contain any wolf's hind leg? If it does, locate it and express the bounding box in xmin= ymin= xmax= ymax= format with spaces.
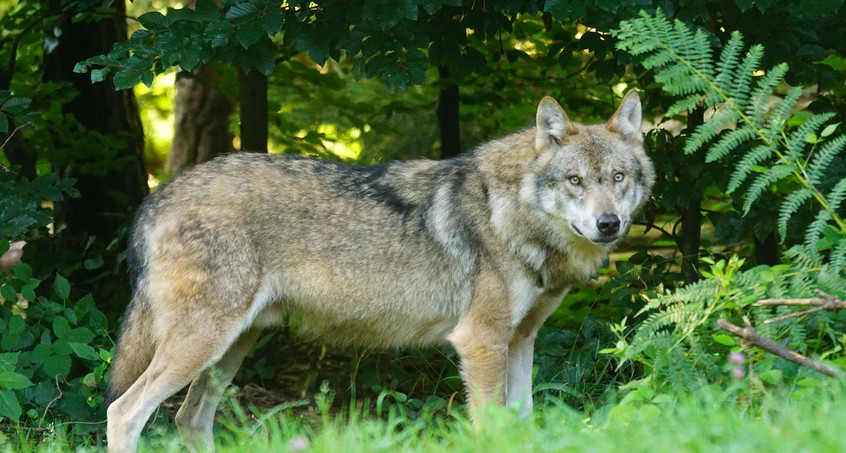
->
xmin=107 ymin=325 xmax=245 ymax=453
xmin=175 ymin=328 xmax=263 ymax=452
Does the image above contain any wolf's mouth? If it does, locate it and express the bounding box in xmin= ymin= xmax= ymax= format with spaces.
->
xmin=569 ymin=221 xmax=618 ymax=245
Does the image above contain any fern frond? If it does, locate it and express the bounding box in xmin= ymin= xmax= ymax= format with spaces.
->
xmin=808 ymin=134 xmax=846 ymax=185
xmin=828 ymin=238 xmax=846 ymax=274
xmin=666 ymin=94 xmax=704 ymax=117
xmin=684 ymin=107 xmax=739 ymax=154
xmin=729 ymin=44 xmax=764 ymax=113
xmin=748 ymin=63 xmax=789 ymax=129
xmin=727 ymin=143 xmax=776 ymax=193
xmin=785 ymin=113 xmax=836 ymax=166
xmin=762 ymin=87 xmax=802 ymax=146
xmin=705 ymin=125 xmax=757 ymax=162
xmin=805 ymin=209 xmax=834 ymax=250
xmin=777 ymin=188 xmax=814 ymax=241
xmin=743 ymin=164 xmax=793 ymax=214
xmin=826 ymin=177 xmax=846 ymax=212
xmin=709 ymin=32 xmax=744 ymax=105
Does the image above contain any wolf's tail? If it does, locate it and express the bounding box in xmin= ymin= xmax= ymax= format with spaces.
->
xmin=105 ymin=297 xmax=155 ymax=406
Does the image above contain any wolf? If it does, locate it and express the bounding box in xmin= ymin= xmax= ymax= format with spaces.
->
xmin=105 ymin=90 xmax=654 ymax=453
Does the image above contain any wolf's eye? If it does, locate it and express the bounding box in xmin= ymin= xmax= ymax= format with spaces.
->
xmin=569 ymin=176 xmax=581 ymax=186
xmin=614 ymin=172 xmax=625 ymax=182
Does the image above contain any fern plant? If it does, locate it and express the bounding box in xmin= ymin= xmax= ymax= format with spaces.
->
xmin=605 ymin=11 xmax=846 ymax=391
xmin=613 ymin=11 xmax=846 ymax=263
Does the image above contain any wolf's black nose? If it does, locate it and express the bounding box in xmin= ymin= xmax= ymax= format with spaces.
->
xmin=597 ymin=213 xmax=620 ymax=235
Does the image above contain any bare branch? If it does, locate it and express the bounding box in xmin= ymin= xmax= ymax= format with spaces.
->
xmin=752 ymin=291 xmax=846 ymax=324
xmin=717 ymin=319 xmax=845 ymax=379
xmin=754 ymin=298 xmax=827 ymax=307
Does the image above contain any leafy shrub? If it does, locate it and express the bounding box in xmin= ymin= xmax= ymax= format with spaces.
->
xmin=1 ymin=149 xmax=112 ymax=434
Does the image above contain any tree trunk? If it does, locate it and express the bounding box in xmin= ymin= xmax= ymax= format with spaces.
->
xmin=754 ymin=233 xmax=779 ymax=266
xmin=238 ymin=68 xmax=268 ymax=153
xmin=679 ymin=107 xmax=704 ymax=284
xmin=166 ymin=67 xmax=234 ymax=175
xmin=437 ymin=65 xmax=461 ymax=159
xmin=43 ymin=1 xmax=148 ymax=240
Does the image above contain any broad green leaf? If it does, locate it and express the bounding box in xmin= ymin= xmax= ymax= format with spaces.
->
xmin=53 ymin=317 xmax=71 ymax=339
xmin=31 ymin=344 xmax=52 ymax=363
xmin=236 ymin=24 xmax=265 ymax=48
xmin=66 ymin=327 xmax=95 ymax=345
xmin=225 ymin=2 xmax=258 ymax=20
xmin=43 ymin=355 xmax=71 ymax=378
xmin=821 ymin=122 xmax=840 ymax=138
xmin=70 ymin=343 xmax=98 ymax=361
xmin=7 ymin=315 xmax=24 ymax=335
xmin=112 ymin=70 xmax=143 ymax=90
xmin=0 ymin=285 xmax=16 ymax=303
xmin=91 ymin=68 xmax=109 ymax=83
xmin=0 ymin=390 xmax=21 ymax=421
xmin=712 ymin=334 xmax=736 ymax=346
xmin=0 ymin=353 xmax=18 ymax=373
xmin=138 ymin=11 xmax=169 ymax=30
xmin=11 ymin=263 xmax=32 ymax=280
xmin=0 ymin=372 xmax=32 ymax=390
xmin=53 ymin=274 xmax=70 ymax=300
xmin=1 ymin=97 xmax=31 ymax=114
xmin=52 ymin=338 xmax=72 ymax=357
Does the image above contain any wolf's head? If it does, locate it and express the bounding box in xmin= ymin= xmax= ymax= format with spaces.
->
xmin=526 ymin=90 xmax=655 ymax=246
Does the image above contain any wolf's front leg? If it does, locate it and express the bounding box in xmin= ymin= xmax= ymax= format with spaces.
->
xmin=506 ymin=294 xmax=565 ymax=418
xmin=448 ymin=270 xmax=512 ymax=421
xmin=449 ymin=318 xmax=509 ymax=416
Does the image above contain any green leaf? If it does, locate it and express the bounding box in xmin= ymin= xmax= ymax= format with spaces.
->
xmin=0 ymin=285 xmax=16 ymax=303
xmin=0 ymin=390 xmax=21 ymax=421
xmin=20 ymin=284 xmax=36 ymax=303
xmin=52 ymin=339 xmax=72 ymax=356
xmin=820 ymin=122 xmax=840 ymax=138
xmin=66 ymin=327 xmax=95 ymax=344
xmin=1 ymin=97 xmax=31 ymax=115
xmin=236 ymin=24 xmax=265 ymax=48
xmin=225 ymin=2 xmax=258 ymax=20
xmin=53 ymin=274 xmax=70 ymax=300
xmin=69 ymin=343 xmax=98 ymax=360
xmin=7 ymin=316 xmax=24 ymax=335
xmin=53 ymin=317 xmax=71 ymax=339
xmin=138 ymin=11 xmax=169 ymax=30
xmin=0 ymin=353 xmax=19 ymax=373
xmin=91 ymin=68 xmax=110 ymax=83
xmin=0 ymin=114 xmax=7 ymax=133
xmin=11 ymin=263 xmax=32 ymax=280
xmin=31 ymin=344 xmax=53 ymax=363
xmin=112 ymin=70 xmax=143 ymax=90
xmin=43 ymin=355 xmax=71 ymax=378
xmin=712 ymin=334 xmax=736 ymax=346
xmin=0 ymin=372 xmax=33 ymax=390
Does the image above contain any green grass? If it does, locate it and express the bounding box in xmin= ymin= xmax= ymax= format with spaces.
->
xmin=6 ymin=381 xmax=846 ymax=453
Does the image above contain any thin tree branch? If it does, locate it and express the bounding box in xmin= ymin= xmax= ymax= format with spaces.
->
xmin=717 ymin=318 xmax=845 ymax=378
xmin=753 ymin=290 xmax=846 ymax=324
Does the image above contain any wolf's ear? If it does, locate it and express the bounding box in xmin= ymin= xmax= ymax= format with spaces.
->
xmin=536 ymin=96 xmax=576 ymax=151
xmin=607 ymin=89 xmax=643 ymax=141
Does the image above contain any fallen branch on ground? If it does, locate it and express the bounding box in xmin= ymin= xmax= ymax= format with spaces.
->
xmin=717 ymin=317 xmax=845 ymax=379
